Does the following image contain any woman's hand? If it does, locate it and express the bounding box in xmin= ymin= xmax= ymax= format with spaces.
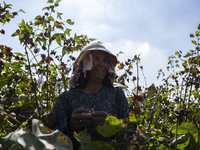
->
xmin=91 ymin=111 xmax=108 ymax=126
xmin=69 ymin=107 xmax=92 ymax=131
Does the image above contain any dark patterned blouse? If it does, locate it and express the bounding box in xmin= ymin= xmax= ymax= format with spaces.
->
xmin=53 ymin=85 xmax=129 ymax=149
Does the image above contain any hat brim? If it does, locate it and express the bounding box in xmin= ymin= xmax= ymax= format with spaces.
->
xmin=73 ymin=43 xmax=117 ymax=72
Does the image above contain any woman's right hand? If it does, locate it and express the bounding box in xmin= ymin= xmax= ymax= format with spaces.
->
xmin=69 ymin=107 xmax=92 ymax=131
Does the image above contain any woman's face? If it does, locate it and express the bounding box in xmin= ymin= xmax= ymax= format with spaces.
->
xmin=89 ymin=51 xmax=109 ymax=82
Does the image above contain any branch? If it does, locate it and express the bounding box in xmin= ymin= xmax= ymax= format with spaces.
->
xmin=0 ymin=110 xmax=32 ymax=134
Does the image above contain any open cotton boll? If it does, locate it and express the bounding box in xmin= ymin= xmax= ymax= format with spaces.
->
xmin=37 ymin=74 xmax=44 ymax=92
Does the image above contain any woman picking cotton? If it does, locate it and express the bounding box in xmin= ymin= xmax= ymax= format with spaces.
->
xmin=53 ymin=43 xmax=129 ymax=149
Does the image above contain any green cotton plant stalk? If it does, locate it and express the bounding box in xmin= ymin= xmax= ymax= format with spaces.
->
xmin=175 ymin=119 xmax=178 ymax=150
xmin=25 ymin=43 xmax=41 ymax=118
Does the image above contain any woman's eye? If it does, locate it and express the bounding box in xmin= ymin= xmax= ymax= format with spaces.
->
xmin=94 ymin=57 xmax=99 ymax=61
xmin=104 ymin=59 xmax=108 ymax=63
xmin=93 ymin=57 xmax=108 ymax=63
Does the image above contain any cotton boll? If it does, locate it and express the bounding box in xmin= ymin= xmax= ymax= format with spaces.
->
xmin=37 ymin=74 xmax=44 ymax=92
xmin=55 ymin=81 xmax=64 ymax=95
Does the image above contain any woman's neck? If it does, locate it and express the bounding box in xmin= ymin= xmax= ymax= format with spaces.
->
xmin=83 ymin=81 xmax=102 ymax=94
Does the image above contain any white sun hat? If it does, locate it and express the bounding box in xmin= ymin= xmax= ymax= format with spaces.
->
xmin=73 ymin=42 xmax=117 ymax=72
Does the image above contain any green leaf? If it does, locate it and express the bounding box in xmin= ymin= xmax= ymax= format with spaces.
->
xmin=11 ymin=29 xmax=20 ymax=37
xmin=32 ymin=119 xmax=49 ymax=136
xmin=56 ymin=37 xmax=61 ymax=45
xmin=17 ymin=133 xmax=45 ymax=150
xmin=48 ymin=16 xmax=54 ymax=21
xmin=171 ymin=122 xmax=198 ymax=135
xmin=1 ymin=128 xmax=28 ymax=150
xmin=177 ymin=136 xmax=190 ymax=149
xmin=35 ymin=37 xmax=42 ymax=45
xmin=65 ymin=29 xmax=71 ymax=36
xmin=42 ymin=7 xmax=47 ymax=10
xmin=128 ymin=113 xmax=138 ymax=124
xmin=57 ymin=12 xmax=63 ymax=20
xmin=169 ymin=133 xmax=191 ymax=148
xmin=198 ymin=24 xmax=200 ymax=30
xmin=73 ymin=130 xmax=114 ymax=150
xmin=158 ymin=144 xmax=168 ymax=150
xmin=147 ymin=84 xmax=156 ymax=96
xmin=3 ymin=1 xmax=12 ymax=9
xmin=196 ymin=30 xmax=200 ymax=36
xmin=53 ymin=34 xmax=62 ymax=45
xmin=42 ymin=36 xmax=47 ymax=46
xmin=73 ymin=130 xmax=91 ymax=145
xmin=96 ymin=115 xmax=123 ymax=137
xmin=190 ymin=34 xmax=195 ymax=37
xmin=14 ymin=52 xmax=24 ymax=56
xmin=34 ymin=20 xmax=43 ymax=25
xmin=56 ymin=0 xmax=62 ymax=3
xmin=192 ymin=40 xmax=197 ymax=45
xmin=192 ymin=67 xmax=199 ymax=74
xmin=20 ymin=19 xmax=25 ymax=26
xmin=66 ymin=19 xmax=74 ymax=25
xmin=7 ymin=143 xmax=22 ymax=150
xmin=86 ymin=141 xmax=114 ymax=150
xmin=175 ymin=51 xmax=179 ymax=55
xmin=47 ymin=0 xmax=54 ymax=3
xmin=35 ymin=15 xmax=41 ymax=20
xmin=55 ymin=3 xmax=59 ymax=7
xmin=89 ymin=38 xmax=96 ymax=41
xmin=40 ymin=24 xmax=45 ymax=30
xmin=185 ymin=133 xmax=199 ymax=149
xmin=19 ymin=9 xmax=25 ymax=13
xmin=62 ymin=46 xmax=67 ymax=56
xmin=0 ymin=78 xmax=9 ymax=87
xmin=193 ymin=133 xmax=198 ymax=143
xmin=38 ymin=130 xmax=73 ymax=150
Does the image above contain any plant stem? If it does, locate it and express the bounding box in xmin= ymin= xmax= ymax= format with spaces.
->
xmin=175 ymin=119 xmax=178 ymax=150
xmin=183 ymin=75 xmax=189 ymax=109
xmin=140 ymin=67 xmax=147 ymax=88
xmin=187 ymin=77 xmax=193 ymax=109
xmin=136 ymin=56 xmax=139 ymax=96
xmin=46 ymin=25 xmax=51 ymax=111
xmin=25 ymin=43 xmax=40 ymax=118
xmin=0 ymin=110 xmax=32 ymax=134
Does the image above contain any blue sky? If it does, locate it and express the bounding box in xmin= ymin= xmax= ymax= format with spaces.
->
xmin=1 ymin=0 xmax=200 ymax=89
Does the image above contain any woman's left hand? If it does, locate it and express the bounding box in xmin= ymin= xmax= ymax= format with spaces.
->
xmin=91 ymin=111 xmax=108 ymax=126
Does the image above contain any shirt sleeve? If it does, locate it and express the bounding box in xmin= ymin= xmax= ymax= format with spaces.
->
xmin=53 ymin=91 xmax=71 ymax=134
xmin=115 ymin=87 xmax=129 ymax=119
xmin=52 ymin=90 xmax=81 ymax=149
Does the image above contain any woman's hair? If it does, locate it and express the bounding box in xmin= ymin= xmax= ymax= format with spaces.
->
xmin=75 ymin=71 xmax=112 ymax=89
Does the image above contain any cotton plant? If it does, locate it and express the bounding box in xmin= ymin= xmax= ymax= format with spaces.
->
xmin=55 ymin=80 xmax=64 ymax=95
xmin=33 ymin=42 xmax=40 ymax=53
xmin=37 ymin=74 xmax=44 ymax=92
